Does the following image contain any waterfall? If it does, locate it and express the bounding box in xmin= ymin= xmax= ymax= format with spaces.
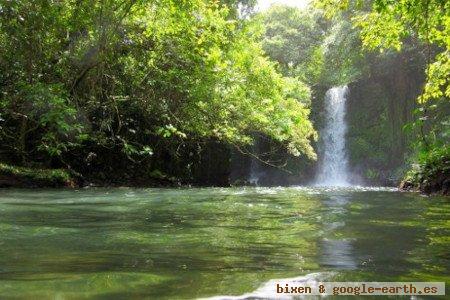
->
xmin=248 ymin=137 xmax=263 ymax=185
xmin=316 ymin=86 xmax=350 ymax=186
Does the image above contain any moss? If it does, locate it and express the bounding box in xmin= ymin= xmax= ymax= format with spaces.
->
xmin=0 ymin=163 xmax=76 ymax=188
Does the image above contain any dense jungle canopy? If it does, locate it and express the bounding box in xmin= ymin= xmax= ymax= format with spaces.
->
xmin=0 ymin=0 xmax=448 ymax=192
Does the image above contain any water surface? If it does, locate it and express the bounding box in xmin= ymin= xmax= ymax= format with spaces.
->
xmin=0 ymin=187 xmax=448 ymax=299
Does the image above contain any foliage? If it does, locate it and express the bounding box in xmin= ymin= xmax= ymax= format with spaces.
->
xmin=403 ymin=144 xmax=450 ymax=193
xmin=0 ymin=0 xmax=317 ymax=178
xmin=320 ymin=17 xmax=364 ymax=85
xmin=259 ymin=5 xmax=325 ymax=81
xmin=259 ymin=4 xmax=364 ymax=87
xmin=314 ymin=0 xmax=450 ymax=103
xmin=0 ymin=162 xmax=73 ymax=186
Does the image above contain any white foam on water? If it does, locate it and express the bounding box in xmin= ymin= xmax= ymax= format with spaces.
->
xmin=199 ymin=272 xmax=334 ymax=300
xmin=292 ymin=185 xmax=398 ymax=193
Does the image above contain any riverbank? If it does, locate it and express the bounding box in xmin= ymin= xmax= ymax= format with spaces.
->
xmin=0 ymin=163 xmax=185 ymax=188
xmin=399 ymin=149 xmax=450 ymax=196
xmin=400 ymin=170 xmax=449 ymax=196
xmin=2 ymin=161 xmax=448 ymax=196
xmin=0 ymin=163 xmax=77 ymax=188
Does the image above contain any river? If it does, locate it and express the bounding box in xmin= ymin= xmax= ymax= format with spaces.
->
xmin=0 ymin=187 xmax=448 ymax=299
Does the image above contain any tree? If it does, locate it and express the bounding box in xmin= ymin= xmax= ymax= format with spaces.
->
xmin=0 ymin=0 xmax=317 ymax=179
xmin=259 ymin=5 xmax=326 ymax=82
xmin=314 ymin=0 xmax=450 ymax=103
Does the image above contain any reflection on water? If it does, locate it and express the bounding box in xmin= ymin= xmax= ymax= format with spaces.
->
xmin=321 ymin=238 xmax=357 ymax=270
xmin=0 ymin=187 xmax=448 ymax=299
xmin=320 ymin=194 xmax=357 ymax=270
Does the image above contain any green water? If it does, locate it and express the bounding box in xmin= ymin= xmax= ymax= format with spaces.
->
xmin=0 ymin=187 xmax=448 ymax=299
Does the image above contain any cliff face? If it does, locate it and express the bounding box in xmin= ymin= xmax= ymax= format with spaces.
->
xmin=344 ymin=51 xmax=426 ymax=185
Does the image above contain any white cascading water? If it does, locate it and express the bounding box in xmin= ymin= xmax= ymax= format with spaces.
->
xmin=316 ymin=86 xmax=351 ymax=186
xmin=248 ymin=137 xmax=263 ymax=185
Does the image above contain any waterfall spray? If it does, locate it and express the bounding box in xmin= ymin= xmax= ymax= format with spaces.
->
xmin=316 ymin=86 xmax=351 ymax=186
